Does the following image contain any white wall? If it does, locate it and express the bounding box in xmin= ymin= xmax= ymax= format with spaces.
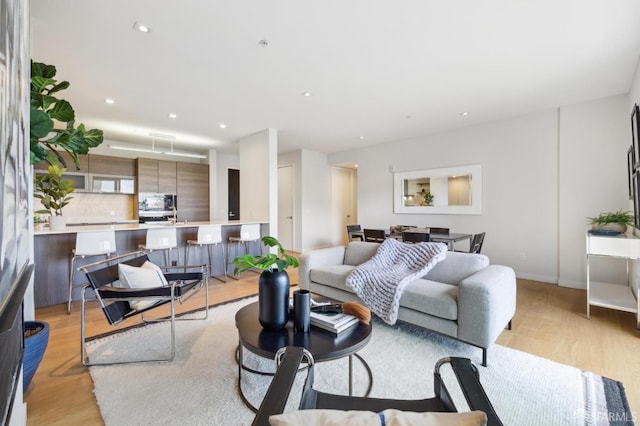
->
xmin=329 ymin=96 xmax=631 ymax=287
xmin=278 ymin=149 xmax=332 ymax=252
xmin=558 ymin=95 xmax=631 ymax=288
xmin=238 ymin=129 xmax=277 ymax=234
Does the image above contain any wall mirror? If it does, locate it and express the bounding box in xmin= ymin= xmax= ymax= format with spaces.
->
xmin=393 ymin=164 xmax=482 ymax=215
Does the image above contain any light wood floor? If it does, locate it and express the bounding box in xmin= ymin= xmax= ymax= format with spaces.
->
xmin=25 ymin=272 xmax=640 ymax=425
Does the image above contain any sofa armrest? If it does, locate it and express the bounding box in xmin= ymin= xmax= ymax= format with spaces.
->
xmin=298 ymin=246 xmax=346 ymax=290
xmin=457 ymin=265 xmax=516 ymax=348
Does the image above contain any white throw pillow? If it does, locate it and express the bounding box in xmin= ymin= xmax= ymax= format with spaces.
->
xmin=118 ymin=261 xmax=169 ymax=311
xmin=269 ymin=409 xmax=487 ymax=426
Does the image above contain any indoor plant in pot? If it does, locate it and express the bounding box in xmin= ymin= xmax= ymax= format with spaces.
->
xmin=23 ymin=320 xmax=50 ymax=392
xmin=33 ymin=162 xmax=74 ymax=231
xmin=232 ymin=236 xmax=299 ymax=330
xmin=587 ymin=210 xmax=634 ymax=234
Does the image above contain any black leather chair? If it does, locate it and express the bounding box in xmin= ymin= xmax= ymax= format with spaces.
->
xmin=363 ymin=228 xmax=386 ymax=242
xmin=252 ymin=346 xmax=503 ymax=426
xmin=80 ymin=251 xmax=208 ymax=366
xmin=402 ymin=231 xmax=430 ymax=243
xmin=346 ymin=224 xmax=363 ymax=242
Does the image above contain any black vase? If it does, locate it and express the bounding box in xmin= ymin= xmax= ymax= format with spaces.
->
xmin=258 ymin=270 xmax=290 ymax=330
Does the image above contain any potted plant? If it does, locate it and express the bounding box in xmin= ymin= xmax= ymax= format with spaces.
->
xmin=33 ymin=163 xmax=74 ymax=230
xmin=232 ymin=236 xmax=299 ymax=330
xmin=30 ymin=61 xmax=103 ymax=168
xmin=587 ymin=210 xmax=634 ymax=234
xmin=424 ymin=191 xmax=434 ymax=206
xmin=23 ymin=320 xmax=50 ymax=392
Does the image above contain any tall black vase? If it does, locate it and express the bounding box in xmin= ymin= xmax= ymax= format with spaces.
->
xmin=258 ymin=270 xmax=290 ymax=330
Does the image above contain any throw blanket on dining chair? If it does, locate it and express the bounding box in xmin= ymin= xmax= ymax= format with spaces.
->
xmin=346 ymin=238 xmax=447 ymax=324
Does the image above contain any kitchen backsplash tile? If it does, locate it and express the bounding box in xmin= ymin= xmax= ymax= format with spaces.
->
xmin=34 ymin=193 xmax=135 ymax=223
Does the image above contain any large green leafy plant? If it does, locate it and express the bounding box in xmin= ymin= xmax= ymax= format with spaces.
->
xmin=232 ymin=236 xmax=299 ymax=274
xmin=30 ymin=61 xmax=104 ymax=168
xmin=34 ymin=163 xmax=74 ymax=216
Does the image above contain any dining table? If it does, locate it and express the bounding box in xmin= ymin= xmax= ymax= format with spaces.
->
xmin=351 ymin=227 xmax=472 ymax=251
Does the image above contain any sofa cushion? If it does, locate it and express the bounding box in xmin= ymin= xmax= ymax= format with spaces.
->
xmin=310 ymin=265 xmax=356 ymax=290
xmin=400 ymin=279 xmax=458 ymax=320
xmin=344 ymin=242 xmax=380 ymax=266
xmin=423 ymin=251 xmax=489 ymax=285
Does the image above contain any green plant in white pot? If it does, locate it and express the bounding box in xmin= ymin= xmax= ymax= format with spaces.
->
xmin=34 ymin=163 xmax=74 ymax=230
xmin=587 ymin=210 xmax=634 ymax=234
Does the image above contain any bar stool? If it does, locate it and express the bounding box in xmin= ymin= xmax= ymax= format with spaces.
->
xmin=186 ymin=224 xmax=227 ymax=282
xmin=139 ymin=227 xmax=178 ymax=266
xmin=227 ymin=224 xmax=261 ymax=279
xmin=68 ymin=230 xmax=117 ymax=314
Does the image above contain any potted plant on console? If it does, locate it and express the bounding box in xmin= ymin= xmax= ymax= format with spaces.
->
xmin=232 ymin=236 xmax=299 ymax=330
xmin=587 ymin=210 xmax=634 ymax=235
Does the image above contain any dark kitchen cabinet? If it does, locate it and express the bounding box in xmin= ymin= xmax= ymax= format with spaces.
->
xmin=137 ymin=158 xmax=178 ymax=194
xmin=176 ymin=162 xmax=209 ymax=221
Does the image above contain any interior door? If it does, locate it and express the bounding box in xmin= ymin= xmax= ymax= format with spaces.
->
xmin=278 ymin=165 xmax=294 ymax=250
xmin=331 ymin=167 xmax=355 ymax=245
xmin=228 ymin=169 xmax=240 ymax=220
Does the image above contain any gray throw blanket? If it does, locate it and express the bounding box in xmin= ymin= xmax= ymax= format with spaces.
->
xmin=346 ymin=238 xmax=447 ymax=324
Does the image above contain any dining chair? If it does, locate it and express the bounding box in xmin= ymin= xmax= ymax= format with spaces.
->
xmin=402 ymin=231 xmax=430 ymax=243
xmin=429 ymin=227 xmax=450 ymax=234
xmin=346 ymin=224 xmax=363 ymax=242
xmin=363 ymin=229 xmax=386 ymax=243
xmin=455 ymin=232 xmax=485 ymax=254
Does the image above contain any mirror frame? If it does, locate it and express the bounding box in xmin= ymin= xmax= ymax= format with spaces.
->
xmin=393 ymin=164 xmax=482 ymax=215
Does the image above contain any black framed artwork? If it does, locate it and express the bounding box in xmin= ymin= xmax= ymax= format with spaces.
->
xmin=633 ymin=104 xmax=640 ymax=170
xmin=628 ymin=146 xmax=635 ymax=200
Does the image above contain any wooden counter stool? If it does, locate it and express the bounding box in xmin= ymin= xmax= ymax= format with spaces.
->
xmin=227 ymin=224 xmax=261 ymax=279
xmin=68 ymin=230 xmax=117 ymax=314
xmin=186 ymin=224 xmax=227 ymax=282
xmin=139 ymin=227 xmax=178 ymax=266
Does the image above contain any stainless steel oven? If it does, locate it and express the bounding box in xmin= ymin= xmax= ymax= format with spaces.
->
xmin=138 ymin=193 xmax=177 ymax=223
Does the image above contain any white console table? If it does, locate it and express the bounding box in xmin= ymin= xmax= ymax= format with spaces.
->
xmin=586 ymin=231 xmax=640 ymax=328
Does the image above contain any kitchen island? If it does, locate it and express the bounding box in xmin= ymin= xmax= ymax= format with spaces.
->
xmin=34 ymin=220 xmax=269 ymax=308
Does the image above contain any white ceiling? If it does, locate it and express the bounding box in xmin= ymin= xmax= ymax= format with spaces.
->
xmin=30 ymin=0 xmax=640 ymax=156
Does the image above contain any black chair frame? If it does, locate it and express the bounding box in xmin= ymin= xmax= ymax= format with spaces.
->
xmin=80 ymin=251 xmax=209 ymax=366
xmin=346 ymin=224 xmax=363 ymax=242
xmin=402 ymin=231 xmax=431 ymax=243
xmin=363 ymin=228 xmax=386 ymax=242
xmin=253 ymin=346 xmax=503 ymax=426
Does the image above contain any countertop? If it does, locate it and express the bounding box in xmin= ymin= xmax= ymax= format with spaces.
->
xmin=34 ymin=220 xmax=269 ymax=235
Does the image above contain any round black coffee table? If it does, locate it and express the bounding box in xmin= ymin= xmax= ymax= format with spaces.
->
xmin=235 ymin=301 xmax=373 ymax=412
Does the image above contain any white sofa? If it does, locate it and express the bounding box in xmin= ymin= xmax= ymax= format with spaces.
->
xmin=299 ymin=241 xmax=517 ymax=365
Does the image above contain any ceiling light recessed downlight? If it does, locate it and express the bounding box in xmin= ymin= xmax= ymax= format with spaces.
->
xmin=360 ymin=136 xmax=365 ymax=140
xmin=168 ymin=113 xmax=177 ymax=119
xmin=219 ymin=123 xmax=227 ymax=129
xmin=133 ymin=22 xmax=150 ymax=33
xmin=302 ymin=92 xmax=312 ymax=97
xmin=258 ymin=39 xmax=269 ymax=47
xmin=461 ymin=111 xmax=469 ymax=117
xmin=105 ymin=98 xmax=115 ymax=104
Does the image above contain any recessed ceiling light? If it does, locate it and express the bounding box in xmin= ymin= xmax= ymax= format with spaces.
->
xmin=360 ymin=136 xmax=365 ymax=140
xmin=219 ymin=123 xmax=227 ymax=129
xmin=258 ymin=39 xmax=269 ymax=47
xmin=302 ymin=92 xmax=312 ymax=97
xmin=105 ymin=98 xmax=115 ymax=104
xmin=133 ymin=22 xmax=150 ymax=33
xmin=168 ymin=113 xmax=177 ymax=119
xmin=461 ymin=111 xmax=469 ymax=116
xmin=406 ymin=115 xmax=412 ymax=119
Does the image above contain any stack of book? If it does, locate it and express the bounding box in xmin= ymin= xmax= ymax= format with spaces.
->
xmin=310 ymin=310 xmax=359 ymax=334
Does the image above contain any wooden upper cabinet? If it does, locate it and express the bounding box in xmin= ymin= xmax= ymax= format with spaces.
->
xmin=33 ymin=151 xmax=89 ymax=172
xmin=137 ymin=158 xmax=159 ymax=193
xmin=176 ymin=162 xmax=209 ymax=221
xmin=158 ymin=160 xmax=177 ymax=194
xmin=88 ymin=155 xmax=136 ymax=176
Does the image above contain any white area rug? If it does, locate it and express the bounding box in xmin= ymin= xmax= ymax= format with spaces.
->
xmin=87 ymin=297 xmax=632 ymax=426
